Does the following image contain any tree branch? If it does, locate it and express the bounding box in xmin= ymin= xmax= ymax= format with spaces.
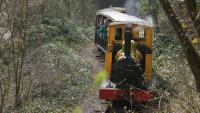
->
xmin=184 ymin=0 xmax=200 ymax=37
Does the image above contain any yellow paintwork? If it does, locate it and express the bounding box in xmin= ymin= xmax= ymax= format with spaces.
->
xmin=105 ymin=23 xmax=153 ymax=82
xmin=145 ymin=27 xmax=153 ymax=48
xmin=105 ymin=51 xmax=112 ymax=74
xmin=104 ymin=26 xmax=115 ymax=74
xmin=105 ymin=25 xmax=124 ymax=74
xmin=145 ymin=54 xmax=153 ymax=81
xmin=132 ymin=30 xmax=139 ymax=39
xmin=144 ymin=27 xmax=153 ymax=81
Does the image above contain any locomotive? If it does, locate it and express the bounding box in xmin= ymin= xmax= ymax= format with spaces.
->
xmin=95 ymin=7 xmax=154 ymax=111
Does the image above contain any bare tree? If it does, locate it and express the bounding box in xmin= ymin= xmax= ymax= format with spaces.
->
xmin=16 ymin=0 xmax=28 ymax=107
xmin=5 ymin=0 xmax=29 ymax=107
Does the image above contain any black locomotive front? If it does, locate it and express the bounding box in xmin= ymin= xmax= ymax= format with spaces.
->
xmin=111 ymin=28 xmax=147 ymax=90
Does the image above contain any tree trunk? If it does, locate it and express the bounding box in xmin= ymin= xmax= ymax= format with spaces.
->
xmin=159 ymin=0 xmax=200 ymax=92
xmin=12 ymin=0 xmax=28 ymax=107
xmin=184 ymin=0 xmax=200 ymax=38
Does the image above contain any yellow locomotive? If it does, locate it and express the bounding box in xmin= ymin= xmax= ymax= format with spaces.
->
xmin=95 ymin=7 xmax=154 ymax=111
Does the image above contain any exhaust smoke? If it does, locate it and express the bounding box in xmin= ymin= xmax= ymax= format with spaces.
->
xmin=124 ymin=0 xmax=154 ymax=27
xmin=124 ymin=0 xmax=138 ymax=15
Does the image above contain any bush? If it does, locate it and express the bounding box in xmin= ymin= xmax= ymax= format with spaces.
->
xmin=27 ymin=17 xmax=94 ymax=50
xmin=20 ymin=42 xmax=92 ymax=113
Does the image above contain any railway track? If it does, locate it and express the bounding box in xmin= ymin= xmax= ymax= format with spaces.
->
xmin=101 ymin=100 xmax=160 ymax=113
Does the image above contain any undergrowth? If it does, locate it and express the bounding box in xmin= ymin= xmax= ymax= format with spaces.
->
xmin=11 ymin=17 xmax=94 ymax=113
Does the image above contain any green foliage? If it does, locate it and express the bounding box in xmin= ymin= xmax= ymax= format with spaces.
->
xmin=73 ymin=107 xmax=83 ymax=113
xmin=95 ymin=70 xmax=108 ymax=88
xmin=27 ymin=0 xmax=95 ymax=50
xmin=19 ymin=1 xmax=94 ymax=112
xmin=22 ymin=0 xmax=95 ymax=111
xmin=19 ymin=41 xmax=92 ymax=113
xmin=153 ymin=35 xmax=182 ymax=72
xmin=42 ymin=0 xmax=95 ymax=24
xmin=42 ymin=0 xmax=68 ymax=19
xmin=137 ymin=0 xmax=151 ymax=15
xmin=0 ymin=0 xmax=96 ymax=112
xmin=197 ymin=2 xmax=200 ymax=9
xmin=28 ymin=17 xmax=94 ymax=50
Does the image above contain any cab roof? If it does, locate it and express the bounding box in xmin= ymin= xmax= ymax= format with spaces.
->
xmin=96 ymin=8 xmax=152 ymax=27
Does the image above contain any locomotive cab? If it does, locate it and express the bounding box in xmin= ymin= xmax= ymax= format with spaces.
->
xmin=105 ymin=22 xmax=153 ymax=82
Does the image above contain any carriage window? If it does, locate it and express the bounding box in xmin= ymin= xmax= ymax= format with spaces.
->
xmin=115 ymin=28 xmax=122 ymax=40
xmin=139 ymin=29 xmax=144 ymax=39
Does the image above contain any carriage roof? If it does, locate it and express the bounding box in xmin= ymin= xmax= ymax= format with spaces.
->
xmin=98 ymin=7 xmax=127 ymax=13
xmin=96 ymin=8 xmax=152 ymax=27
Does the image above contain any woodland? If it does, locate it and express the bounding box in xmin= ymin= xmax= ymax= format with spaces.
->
xmin=0 ymin=0 xmax=200 ymax=113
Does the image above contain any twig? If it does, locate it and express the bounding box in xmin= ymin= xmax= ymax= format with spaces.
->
xmin=158 ymin=94 xmax=163 ymax=110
